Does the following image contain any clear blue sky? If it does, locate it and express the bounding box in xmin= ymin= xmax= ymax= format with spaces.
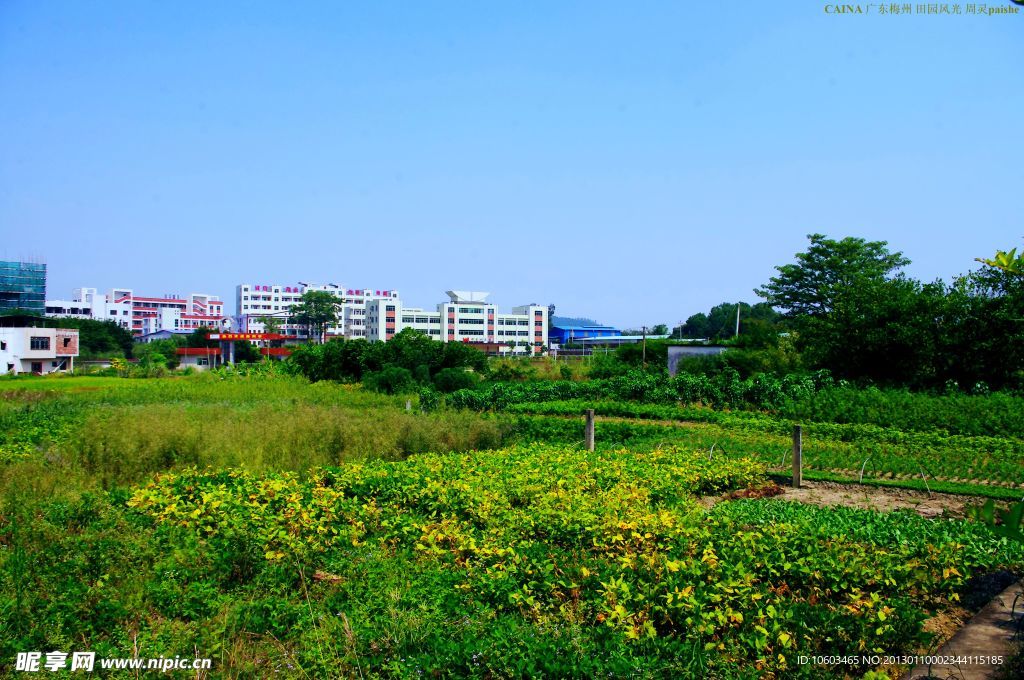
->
xmin=1 ymin=2 xmax=1020 ymax=328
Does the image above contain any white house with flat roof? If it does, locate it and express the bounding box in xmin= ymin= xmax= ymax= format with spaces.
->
xmin=0 ymin=326 xmax=79 ymax=374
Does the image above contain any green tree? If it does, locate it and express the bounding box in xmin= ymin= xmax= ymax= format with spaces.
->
xmin=46 ymin=318 xmax=135 ymax=359
xmin=184 ymin=326 xmax=218 ymax=348
xmin=755 ymin=234 xmax=918 ymax=383
xmin=678 ymin=312 xmax=709 ymax=339
xmin=677 ymin=302 xmax=779 ymax=343
xmin=258 ymin=315 xmax=282 ymax=335
xmin=939 ymin=262 xmax=1024 ymax=390
xmin=756 ymin=234 xmax=910 ymax=318
xmin=289 ymin=291 xmax=341 ymax=343
xmin=133 ymin=338 xmax=183 ymax=370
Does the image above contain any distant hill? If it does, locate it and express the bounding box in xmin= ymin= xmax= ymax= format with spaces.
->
xmin=551 ymin=316 xmax=603 ymax=327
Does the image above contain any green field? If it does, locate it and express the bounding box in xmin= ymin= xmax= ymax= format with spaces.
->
xmin=1 ymin=374 xmax=1022 ymax=678
xmin=501 ymin=401 xmax=1024 ymax=499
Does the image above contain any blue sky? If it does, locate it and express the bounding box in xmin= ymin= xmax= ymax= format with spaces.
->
xmin=1 ymin=2 xmax=1020 ymax=327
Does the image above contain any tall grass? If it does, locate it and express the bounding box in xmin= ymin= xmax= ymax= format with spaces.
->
xmin=71 ymin=404 xmax=507 ymax=487
xmin=1 ymin=374 xmax=510 ymax=497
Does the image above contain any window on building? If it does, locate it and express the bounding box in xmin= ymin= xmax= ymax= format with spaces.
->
xmin=30 ymin=336 xmax=50 ymax=351
xmin=63 ymin=337 xmax=71 ymax=348
xmin=31 ymin=362 xmax=43 ymax=373
xmin=386 ymin=305 xmax=396 ymax=312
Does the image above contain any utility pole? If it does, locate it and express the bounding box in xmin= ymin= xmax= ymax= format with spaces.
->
xmin=642 ymin=325 xmax=648 ymax=368
xmin=735 ymin=303 xmax=741 ymax=338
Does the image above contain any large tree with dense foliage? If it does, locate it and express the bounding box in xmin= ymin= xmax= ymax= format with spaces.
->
xmin=939 ymin=261 xmax=1024 ymax=390
xmin=754 ymin=234 xmax=915 ymax=383
xmin=756 ymin=234 xmax=910 ymax=318
xmin=289 ymin=291 xmax=341 ymax=343
xmin=754 ymin=234 xmax=1023 ymax=390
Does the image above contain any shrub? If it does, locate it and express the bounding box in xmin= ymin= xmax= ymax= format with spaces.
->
xmin=433 ymin=367 xmax=478 ymax=393
xmin=363 ymin=366 xmax=416 ymax=395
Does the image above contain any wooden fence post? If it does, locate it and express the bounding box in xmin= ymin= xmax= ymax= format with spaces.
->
xmin=792 ymin=424 xmax=803 ymax=488
xmin=585 ymin=409 xmax=596 ymax=452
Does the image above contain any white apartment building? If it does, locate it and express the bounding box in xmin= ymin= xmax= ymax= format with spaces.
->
xmin=366 ymin=291 xmax=548 ymax=355
xmin=0 ymin=326 xmax=79 ymax=374
xmin=236 ymin=284 xmax=548 ymax=353
xmin=45 ymin=288 xmax=133 ymax=330
xmin=46 ymin=288 xmax=225 ymax=335
xmin=235 ymin=283 xmax=398 ymax=340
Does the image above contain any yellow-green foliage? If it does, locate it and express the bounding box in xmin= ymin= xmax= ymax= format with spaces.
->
xmin=128 ymin=445 xmax=765 ymax=564
xmin=119 ymin=445 xmax=1024 ymax=678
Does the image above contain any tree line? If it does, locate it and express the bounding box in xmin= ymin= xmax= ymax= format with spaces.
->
xmin=642 ymin=235 xmax=1022 ymax=391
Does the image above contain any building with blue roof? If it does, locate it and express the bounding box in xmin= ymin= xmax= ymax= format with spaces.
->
xmin=549 ymin=323 xmax=621 ymax=345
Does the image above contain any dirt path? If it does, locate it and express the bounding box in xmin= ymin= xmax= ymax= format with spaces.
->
xmin=773 ymin=479 xmax=981 ymax=518
xmin=701 ymin=478 xmax=983 ymax=518
xmin=904 ymin=579 xmax=1023 ymax=679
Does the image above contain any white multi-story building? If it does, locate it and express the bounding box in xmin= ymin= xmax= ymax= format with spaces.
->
xmin=236 ymin=284 xmax=548 ymax=353
xmin=0 ymin=326 xmax=79 ymax=374
xmin=45 ymin=288 xmax=132 ymax=330
xmin=235 ymin=283 xmax=398 ymax=340
xmin=46 ymin=288 xmax=225 ymax=335
xmin=366 ymin=291 xmax=548 ymax=355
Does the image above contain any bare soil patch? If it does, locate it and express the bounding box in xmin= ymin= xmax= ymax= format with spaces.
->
xmin=703 ymin=479 xmax=985 ymax=518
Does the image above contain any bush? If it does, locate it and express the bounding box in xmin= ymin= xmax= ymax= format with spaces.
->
xmin=433 ymin=367 xmax=478 ymax=393
xmin=488 ymin=360 xmax=537 ymax=382
xmin=418 ymin=386 xmax=441 ymax=412
xmin=587 ymin=354 xmax=629 ymax=379
xmin=363 ymin=366 xmax=416 ymax=395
